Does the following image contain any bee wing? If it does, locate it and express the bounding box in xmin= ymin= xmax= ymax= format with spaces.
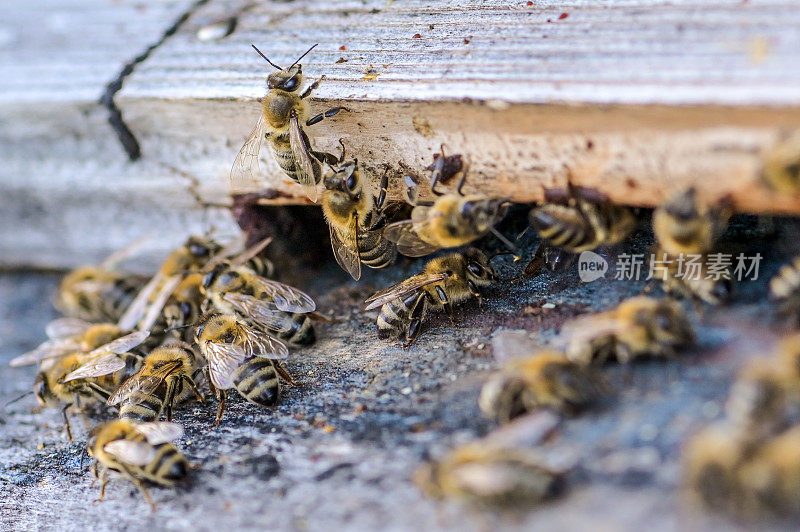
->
xmin=103 ymin=440 xmax=156 ymax=466
xmin=250 ymin=277 xmax=316 ymax=313
xmin=230 ymin=114 xmax=267 ymax=192
xmin=556 ymin=315 xmax=622 ymax=350
xmin=9 ymin=338 xmax=81 ymax=367
xmin=221 ymin=293 xmax=299 ymax=339
xmin=329 ymin=217 xmax=361 ymax=281
xmin=134 ymin=421 xmax=184 ymax=444
xmin=116 ymin=271 xmax=165 ymax=331
xmin=88 ymin=330 xmax=150 ymax=357
xmin=230 ymin=236 xmax=273 ymax=267
xmin=100 ymin=233 xmax=152 ymax=269
xmin=363 ymin=272 xmax=449 ymax=310
xmin=241 ymin=327 xmax=288 ymax=360
xmin=138 ymin=275 xmax=183 ymax=332
xmin=45 ymin=318 xmax=93 ymax=339
xmin=62 ymin=353 xmax=128 ymax=382
xmin=382 ymin=220 xmax=440 ymax=257
xmin=106 ymin=361 xmax=181 ymax=406
xmin=289 ymin=111 xmax=319 ymax=202
xmin=203 ymin=341 xmax=248 ymax=390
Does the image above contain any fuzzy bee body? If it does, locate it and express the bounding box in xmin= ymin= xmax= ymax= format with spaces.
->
xmin=366 ymin=249 xmax=496 ymax=346
xmin=530 ymin=200 xmax=634 ymax=253
xmin=56 ymin=266 xmax=146 ymax=323
xmin=109 ymin=343 xmax=204 ymax=423
xmin=88 ymin=420 xmax=188 ymax=511
xmin=231 ymin=356 xmax=281 ymax=407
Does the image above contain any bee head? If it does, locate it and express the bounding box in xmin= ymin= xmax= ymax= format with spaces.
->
xmin=324 ymin=161 xmax=360 ymax=196
xmin=664 ymin=187 xmax=700 ymax=221
xmin=253 ymin=43 xmax=317 ymax=92
xmin=464 ymin=248 xmax=497 ymax=283
xmin=201 ymin=262 xmax=232 ymax=291
xmin=33 ymin=372 xmax=53 ymax=406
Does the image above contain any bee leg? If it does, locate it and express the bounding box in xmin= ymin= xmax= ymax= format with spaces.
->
xmin=274 ymin=362 xmax=298 ymax=386
xmin=435 ymin=285 xmax=455 ymax=323
xmin=163 ymin=376 xmax=179 ymax=422
xmin=468 ymin=280 xmax=483 ymax=307
xmin=306 ymin=106 xmax=350 ymax=127
xmin=403 ymin=294 xmax=427 ymax=348
xmin=93 ymin=466 xmax=109 ymax=503
xmin=183 ymin=375 xmax=205 ymax=404
xmin=62 ymin=402 xmax=74 ymax=441
xmin=455 ymin=171 xmax=468 ymax=196
xmin=121 ymin=465 xmax=156 ymax=512
xmin=376 ymin=166 xmax=389 ymax=211
xmin=213 ymin=390 xmax=226 ymax=428
xmin=300 ymin=75 xmax=325 ymax=99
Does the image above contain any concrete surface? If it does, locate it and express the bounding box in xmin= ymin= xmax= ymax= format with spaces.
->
xmin=0 ymin=213 xmax=796 ymax=531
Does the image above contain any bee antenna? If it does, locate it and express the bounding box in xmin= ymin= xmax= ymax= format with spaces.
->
xmin=289 ymin=43 xmax=318 ymax=69
xmin=251 ymin=44 xmax=283 ymax=70
xmin=4 ymin=390 xmax=33 ymax=409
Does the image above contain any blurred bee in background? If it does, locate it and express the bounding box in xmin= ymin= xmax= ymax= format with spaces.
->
xmin=9 ymin=320 xmax=148 ymax=439
xmin=737 ymin=425 xmax=800 ymax=517
xmin=384 ymin=164 xmax=511 ymax=257
xmin=770 ymin=256 xmax=800 ymax=323
xmin=480 ymin=350 xmax=600 ymax=423
xmin=55 ymin=238 xmax=150 ymax=323
xmin=103 ymin=343 xmax=205 ymax=423
xmin=364 ymin=249 xmax=496 ymax=347
xmin=194 ymin=313 xmax=294 ymax=426
xmin=426 ymin=144 xmax=465 ymax=196
xmin=761 ymin=132 xmax=800 ymax=195
xmin=161 ymin=273 xmax=206 ymax=343
xmin=201 ymin=261 xmax=317 ymax=345
xmin=414 ymin=443 xmax=564 ymax=506
xmin=322 ymin=159 xmax=397 ymax=280
xmin=230 ymin=43 xmax=349 ymax=202
xmin=683 ymin=423 xmax=747 ymax=513
xmin=561 ymin=296 xmax=695 ymax=365
xmin=88 ymin=420 xmax=188 ymax=512
xmin=529 ymin=181 xmax=635 ymax=254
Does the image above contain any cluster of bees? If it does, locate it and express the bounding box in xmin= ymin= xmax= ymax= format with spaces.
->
xmin=10 ymin=44 xmax=800 ymax=516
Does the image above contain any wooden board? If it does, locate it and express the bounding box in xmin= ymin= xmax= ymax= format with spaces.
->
xmin=3 ymin=0 xmax=800 ymax=268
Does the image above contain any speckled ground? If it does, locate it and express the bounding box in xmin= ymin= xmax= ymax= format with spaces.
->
xmin=0 ymin=214 xmax=796 ymax=531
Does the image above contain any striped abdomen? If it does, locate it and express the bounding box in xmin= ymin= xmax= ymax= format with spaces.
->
xmin=139 ymin=443 xmax=189 ymax=485
xmin=377 ymin=293 xmax=425 ymax=339
xmin=269 ymin=132 xmax=321 ymax=185
xmin=232 ymin=357 xmax=281 ymax=407
xmin=120 ymin=391 xmax=163 ymax=422
xmin=530 ymin=205 xmax=596 ymax=252
xmin=272 ymin=311 xmax=315 ymax=345
xmin=359 ymin=229 xmax=397 ymax=270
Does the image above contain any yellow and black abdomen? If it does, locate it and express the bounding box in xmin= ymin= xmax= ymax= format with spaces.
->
xmin=119 ymin=391 xmax=164 ymax=423
xmin=530 ymin=204 xmax=595 ymax=252
xmin=377 ymin=293 xmax=425 ymax=339
xmin=232 ymin=357 xmax=281 ymax=407
xmin=271 ymin=311 xmax=315 ymax=345
xmin=140 ymin=443 xmax=189 ymax=485
xmin=358 ymin=229 xmax=397 ymax=270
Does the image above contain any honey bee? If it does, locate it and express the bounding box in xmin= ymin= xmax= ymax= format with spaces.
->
xmin=10 ymin=322 xmax=148 ymax=439
xmin=529 ymin=183 xmax=635 ymax=253
xmin=88 ymin=420 xmax=188 ymax=512
xmin=479 ymin=350 xmax=600 ymax=423
xmin=161 ymin=273 xmax=205 ymax=342
xmin=561 ymin=296 xmax=695 ymax=365
xmin=201 ymin=261 xmax=317 ymax=345
xmin=683 ymin=424 xmax=746 ymax=513
xmin=770 ymin=256 xmax=800 ymax=322
xmin=322 ymin=160 xmax=397 ymax=280
xmin=364 ymin=249 xmax=497 ymax=347
xmin=230 ymin=43 xmax=348 ymax=203
xmin=102 ymin=343 xmax=204 ymax=423
xmin=650 ymin=253 xmax=733 ymax=306
xmin=383 ymin=172 xmax=510 ymax=257
xmin=652 ymin=187 xmax=732 ymax=257
xmin=55 ymin=239 xmax=151 ymax=322
xmin=737 ymin=425 xmax=800 ymax=517
xmin=194 ymin=313 xmax=294 ymax=426
xmin=762 ymin=132 xmax=800 ymax=194
xmin=414 ymin=443 xmax=563 ymax=505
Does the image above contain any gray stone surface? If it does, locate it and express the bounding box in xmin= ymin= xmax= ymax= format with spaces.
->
xmin=0 ymin=216 xmax=793 ymax=531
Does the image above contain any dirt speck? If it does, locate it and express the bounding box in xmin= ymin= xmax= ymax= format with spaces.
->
xmin=412 ymin=117 xmax=435 ymax=138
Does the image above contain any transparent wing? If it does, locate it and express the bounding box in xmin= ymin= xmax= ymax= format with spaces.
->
xmin=364 ymin=272 xmax=449 ymax=310
xmin=241 ymin=326 xmax=288 ymax=360
xmin=138 ymin=275 xmax=183 ymax=332
xmin=382 ymin=220 xmax=440 ymax=257
xmin=88 ymin=330 xmax=150 ymax=357
xmin=249 ymin=277 xmax=316 ymax=313
xmin=62 ymin=353 xmax=127 ymax=382
xmin=9 ymin=338 xmax=82 ymax=367
xmin=230 ymin=114 xmax=267 ymax=193
xmin=117 ymin=271 xmax=165 ymax=331
xmin=100 ymin=233 xmax=152 ymax=269
xmin=106 ymin=361 xmax=181 ymax=406
xmin=222 ymin=293 xmax=300 ymax=338
xmin=329 ymin=217 xmax=361 ymax=281
xmin=104 ymin=440 xmax=156 ymax=466
xmin=45 ymin=318 xmax=92 ymax=339
xmin=289 ymin=111 xmax=319 ymax=202
xmin=134 ymin=421 xmax=184 ymax=444
xmin=556 ymin=315 xmax=622 ymax=350
xmin=203 ymin=341 xmax=248 ymax=390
